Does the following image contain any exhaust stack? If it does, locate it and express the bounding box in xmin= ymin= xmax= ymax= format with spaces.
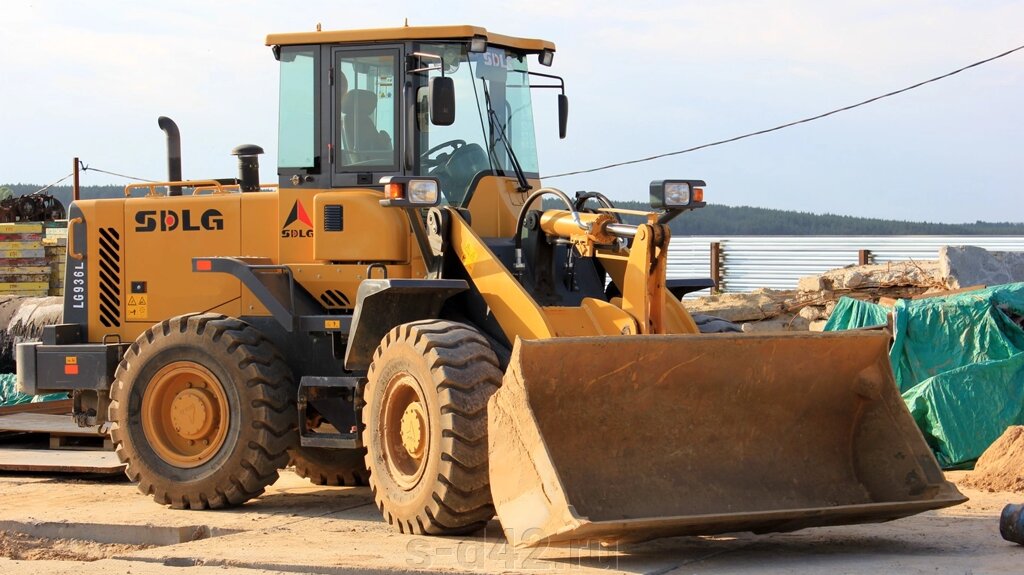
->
xmin=157 ymin=116 xmax=182 ymax=196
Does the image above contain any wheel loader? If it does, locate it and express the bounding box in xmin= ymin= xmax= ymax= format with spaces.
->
xmin=17 ymin=24 xmax=965 ymax=547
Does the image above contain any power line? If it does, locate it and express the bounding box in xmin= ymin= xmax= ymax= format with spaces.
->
xmin=30 ymin=172 xmax=75 ymax=195
xmin=81 ymin=164 xmax=157 ymax=183
xmin=543 ymin=42 xmax=1024 ymax=180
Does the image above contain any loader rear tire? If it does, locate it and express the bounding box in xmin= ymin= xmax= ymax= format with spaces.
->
xmin=290 ymin=446 xmax=368 ymax=486
xmin=363 ymin=320 xmax=502 ymax=535
xmin=109 ymin=313 xmax=297 ymax=510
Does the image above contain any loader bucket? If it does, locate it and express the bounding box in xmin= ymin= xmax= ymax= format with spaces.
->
xmin=488 ymin=331 xmax=966 ymax=548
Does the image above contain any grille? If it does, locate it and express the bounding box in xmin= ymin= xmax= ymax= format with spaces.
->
xmin=97 ymin=227 xmax=122 ymax=327
xmin=319 ymin=289 xmax=351 ymax=309
xmin=323 ymin=205 xmax=343 ymax=231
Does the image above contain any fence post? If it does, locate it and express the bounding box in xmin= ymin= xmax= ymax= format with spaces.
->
xmin=710 ymin=241 xmax=722 ymax=293
xmin=858 ymin=249 xmax=871 ymax=266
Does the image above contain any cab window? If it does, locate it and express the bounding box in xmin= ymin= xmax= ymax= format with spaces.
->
xmin=278 ymin=47 xmax=318 ymax=169
xmin=335 ymin=50 xmax=398 ymax=170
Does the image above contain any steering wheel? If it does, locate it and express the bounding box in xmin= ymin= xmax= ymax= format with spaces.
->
xmin=420 ymin=139 xmax=466 ymax=169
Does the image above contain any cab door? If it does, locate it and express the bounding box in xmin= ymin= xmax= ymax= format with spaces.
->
xmin=330 ymin=46 xmax=404 ymax=188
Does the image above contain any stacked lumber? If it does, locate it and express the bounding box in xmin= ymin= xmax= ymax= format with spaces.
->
xmin=0 ymin=223 xmax=50 ymax=296
xmin=43 ymin=222 xmax=67 ymax=297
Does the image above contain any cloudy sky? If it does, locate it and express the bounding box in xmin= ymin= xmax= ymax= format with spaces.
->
xmin=2 ymin=1 xmax=1021 ymax=223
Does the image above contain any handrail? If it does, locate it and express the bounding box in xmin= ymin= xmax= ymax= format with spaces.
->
xmin=192 ymin=183 xmax=279 ymax=195
xmin=67 ymin=217 xmax=84 ymax=260
xmin=124 ymin=180 xmax=227 ymax=198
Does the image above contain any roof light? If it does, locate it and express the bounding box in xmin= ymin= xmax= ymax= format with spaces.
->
xmin=539 ymin=49 xmax=555 ymax=67
xmin=470 ymin=35 xmax=487 ymax=53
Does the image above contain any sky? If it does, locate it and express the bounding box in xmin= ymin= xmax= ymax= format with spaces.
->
xmin=1 ymin=0 xmax=1022 ymax=223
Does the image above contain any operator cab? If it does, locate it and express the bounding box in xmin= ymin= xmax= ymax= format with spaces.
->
xmin=268 ymin=25 xmax=565 ymax=211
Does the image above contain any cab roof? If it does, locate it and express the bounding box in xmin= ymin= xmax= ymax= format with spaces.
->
xmin=266 ymin=24 xmax=555 ymax=53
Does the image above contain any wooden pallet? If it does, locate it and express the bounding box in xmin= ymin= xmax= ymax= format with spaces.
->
xmin=0 ymin=413 xmax=110 ymax=450
xmin=0 ymin=449 xmax=124 ymax=474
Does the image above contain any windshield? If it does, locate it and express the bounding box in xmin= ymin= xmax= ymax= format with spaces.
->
xmin=417 ymin=44 xmax=539 ymax=206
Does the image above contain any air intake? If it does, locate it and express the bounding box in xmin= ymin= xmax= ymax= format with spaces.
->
xmin=97 ymin=228 xmax=122 ymax=327
xmin=323 ymin=205 xmax=343 ymax=231
xmin=319 ymin=289 xmax=350 ymax=309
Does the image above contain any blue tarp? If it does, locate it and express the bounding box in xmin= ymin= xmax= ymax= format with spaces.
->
xmin=825 ymin=284 xmax=1024 ymax=468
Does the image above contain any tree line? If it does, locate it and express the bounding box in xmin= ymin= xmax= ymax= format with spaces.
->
xmin=5 ymin=183 xmax=1023 ymax=235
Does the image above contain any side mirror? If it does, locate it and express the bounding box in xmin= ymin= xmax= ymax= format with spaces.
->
xmin=429 ymin=76 xmax=455 ymax=126
xmin=558 ymin=94 xmax=569 ymax=139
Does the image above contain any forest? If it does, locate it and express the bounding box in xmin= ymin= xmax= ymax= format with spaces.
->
xmin=4 ymin=183 xmax=1023 ymax=236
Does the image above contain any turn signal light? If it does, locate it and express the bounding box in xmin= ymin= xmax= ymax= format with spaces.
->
xmin=693 ymin=188 xmax=704 ymax=202
xmin=385 ymin=182 xmax=404 ymax=200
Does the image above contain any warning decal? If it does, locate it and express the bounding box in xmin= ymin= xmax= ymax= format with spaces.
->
xmin=127 ymin=294 xmax=149 ymax=320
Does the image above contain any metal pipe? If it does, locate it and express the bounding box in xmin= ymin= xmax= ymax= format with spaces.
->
xmin=605 ymin=223 xmax=638 ymax=238
xmin=157 ymin=116 xmax=183 ymax=196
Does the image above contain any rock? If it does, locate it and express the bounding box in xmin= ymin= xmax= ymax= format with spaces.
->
xmin=843 ymin=270 xmax=866 ymax=289
xmin=683 ymin=289 xmax=793 ymax=323
xmin=798 ymin=306 xmax=823 ymax=321
xmin=817 ymin=260 xmax=942 ymax=289
xmin=797 ymin=275 xmax=826 ymax=292
xmin=941 ymin=246 xmax=1024 ymax=289
xmin=824 ymin=300 xmax=837 ymax=317
xmin=809 ymin=320 xmax=829 ymax=332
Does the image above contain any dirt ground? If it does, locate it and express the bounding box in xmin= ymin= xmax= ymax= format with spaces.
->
xmin=0 ymin=468 xmax=1021 ymax=574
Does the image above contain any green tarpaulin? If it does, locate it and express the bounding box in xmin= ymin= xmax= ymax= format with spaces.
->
xmin=825 ymin=284 xmax=1024 ymax=469
xmin=0 ymin=373 xmax=66 ymax=408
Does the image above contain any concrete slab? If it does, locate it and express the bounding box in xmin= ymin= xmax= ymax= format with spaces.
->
xmin=0 ymin=470 xmax=1021 ymax=574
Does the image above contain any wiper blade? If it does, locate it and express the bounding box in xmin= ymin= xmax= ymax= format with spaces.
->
xmin=484 ymin=87 xmax=531 ymax=193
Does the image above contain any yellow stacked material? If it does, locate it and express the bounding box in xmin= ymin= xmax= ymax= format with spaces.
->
xmin=0 ymin=222 xmax=55 ymax=297
xmin=45 ymin=222 xmax=68 ymax=297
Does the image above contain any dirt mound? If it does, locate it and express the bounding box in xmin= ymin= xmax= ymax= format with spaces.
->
xmin=961 ymin=426 xmax=1024 ymax=493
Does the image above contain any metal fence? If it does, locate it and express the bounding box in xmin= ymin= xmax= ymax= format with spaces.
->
xmin=668 ymin=236 xmax=1024 ymax=295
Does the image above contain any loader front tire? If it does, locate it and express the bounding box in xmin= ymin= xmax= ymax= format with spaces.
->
xmin=363 ymin=320 xmax=502 ymax=535
xmin=109 ymin=313 xmax=297 ymax=510
xmin=290 ymin=446 xmax=369 ymax=486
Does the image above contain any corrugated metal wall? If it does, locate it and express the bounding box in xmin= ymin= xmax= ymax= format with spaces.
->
xmin=668 ymin=236 xmax=1024 ymax=295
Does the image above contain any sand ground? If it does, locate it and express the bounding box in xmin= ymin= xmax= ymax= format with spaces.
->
xmin=0 ymin=469 xmax=1020 ymax=574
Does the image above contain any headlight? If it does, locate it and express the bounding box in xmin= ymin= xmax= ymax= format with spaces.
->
xmin=378 ymin=176 xmax=443 ymax=208
xmin=408 ymin=180 xmax=439 ymax=204
xmin=650 ymin=179 xmax=707 ymax=209
xmin=664 ymin=182 xmax=691 ymax=207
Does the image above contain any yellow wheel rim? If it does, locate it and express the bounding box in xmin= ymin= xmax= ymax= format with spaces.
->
xmin=142 ymin=361 xmax=229 ymax=468
xmin=380 ymin=372 xmax=429 ymax=490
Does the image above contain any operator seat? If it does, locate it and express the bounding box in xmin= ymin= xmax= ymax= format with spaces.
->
xmin=341 ymin=89 xmax=392 ymax=153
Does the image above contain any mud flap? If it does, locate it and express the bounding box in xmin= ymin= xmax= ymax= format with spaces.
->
xmin=488 ymin=332 xmax=966 ymax=548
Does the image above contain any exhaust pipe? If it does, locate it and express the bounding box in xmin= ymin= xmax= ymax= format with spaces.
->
xmin=157 ymin=116 xmax=182 ymax=196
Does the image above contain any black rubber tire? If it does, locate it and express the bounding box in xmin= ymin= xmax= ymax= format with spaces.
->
xmin=363 ymin=320 xmax=502 ymax=535
xmin=289 ymin=446 xmax=369 ymax=486
xmin=109 ymin=313 xmax=298 ymax=510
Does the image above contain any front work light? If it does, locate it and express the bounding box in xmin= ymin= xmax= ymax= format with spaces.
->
xmin=650 ymin=179 xmax=707 ymax=210
xmin=379 ymin=176 xmax=442 ymax=208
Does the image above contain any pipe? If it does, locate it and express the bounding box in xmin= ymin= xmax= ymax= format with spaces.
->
xmin=157 ymin=116 xmax=183 ymax=196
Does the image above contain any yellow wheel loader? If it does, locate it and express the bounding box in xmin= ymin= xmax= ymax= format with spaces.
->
xmin=17 ymin=25 xmax=964 ymax=547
